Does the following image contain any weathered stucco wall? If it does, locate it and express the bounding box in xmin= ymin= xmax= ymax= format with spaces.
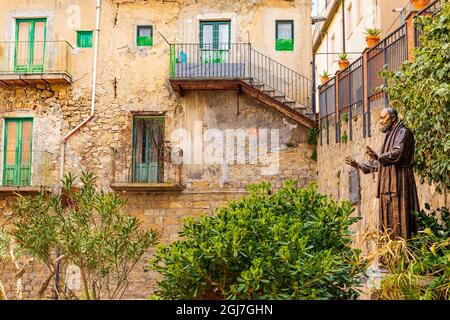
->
xmin=317 ymin=105 xmax=447 ymax=253
xmin=0 ymin=0 xmax=316 ymax=299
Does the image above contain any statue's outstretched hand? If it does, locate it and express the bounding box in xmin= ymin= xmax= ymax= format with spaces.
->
xmin=345 ymin=156 xmax=359 ymax=169
xmin=365 ymin=146 xmax=379 ymax=161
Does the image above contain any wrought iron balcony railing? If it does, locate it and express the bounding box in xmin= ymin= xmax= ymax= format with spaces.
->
xmin=110 ymin=144 xmax=183 ymax=192
xmin=169 ymin=43 xmax=312 ymax=109
xmin=0 ymin=41 xmax=73 ymax=84
xmin=0 ymin=150 xmax=53 ymax=188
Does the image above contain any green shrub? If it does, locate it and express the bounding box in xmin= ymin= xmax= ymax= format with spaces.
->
xmin=148 ymin=181 xmax=366 ymax=300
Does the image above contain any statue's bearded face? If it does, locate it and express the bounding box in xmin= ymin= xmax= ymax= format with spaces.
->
xmin=379 ymin=109 xmax=396 ymax=133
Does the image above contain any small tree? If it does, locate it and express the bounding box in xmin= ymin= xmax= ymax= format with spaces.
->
xmin=149 ymin=181 xmax=366 ymax=300
xmin=11 ymin=172 xmax=159 ymax=300
xmin=381 ymin=3 xmax=450 ymax=194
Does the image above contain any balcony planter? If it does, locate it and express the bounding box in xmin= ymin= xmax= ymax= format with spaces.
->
xmin=364 ymin=28 xmax=382 ymax=48
xmin=366 ymin=36 xmax=381 ymax=48
xmin=411 ymin=0 xmax=431 ymax=11
xmin=320 ymin=75 xmax=330 ymax=85
xmin=337 ymin=53 xmax=350 ymax=71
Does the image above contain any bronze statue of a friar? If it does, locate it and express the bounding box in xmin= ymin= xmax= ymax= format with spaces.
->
xmin=346 ymin=107 xmax=419 ymax=239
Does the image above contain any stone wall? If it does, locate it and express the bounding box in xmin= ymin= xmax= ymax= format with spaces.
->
xmin=317 ymin=104 xmax=447 ymax=253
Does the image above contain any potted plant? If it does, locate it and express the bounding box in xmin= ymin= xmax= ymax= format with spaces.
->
xmin=320 ymin=70 xmax=330 ymax=85
xmin=411 ymin=0 xmax=431 ymax=11
xmin=337 ymin=53 xmax=350 ymax=70
xmin=364 ymin=28 xmax=382 ymax=48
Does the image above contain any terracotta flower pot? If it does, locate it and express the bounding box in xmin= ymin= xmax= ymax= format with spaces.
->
xmin=338 ymin=59 xmax=350 ymax=70
xmin=366 ymin=35 xmax=381 ymax=48
xmin=411 ymin=0 xmax=431 ymax=11
xmin=320 ymin=76 xmax=330 ymax=85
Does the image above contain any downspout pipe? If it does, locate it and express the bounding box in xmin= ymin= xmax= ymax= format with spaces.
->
xmin=56 ymin=0 xmax=101 ymax=296
xmin=60 ymin=0 xmax=101 ymax=181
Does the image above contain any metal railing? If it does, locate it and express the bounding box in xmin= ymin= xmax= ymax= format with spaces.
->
xmin=338 ymin=57 xmax=363 ymax=141
xmin=110 ymin=144 xmax=183 ymax=186
xmin=318 ymin=24 xmax=408 ymax=144
xmin=250 ymin=48 xmax=312 ymax=108
xmin=0 ymin=41 xmax=73 ymax=76
xmin=366 ymin=24 xmax=408 ymax=136
xmin=169 ymin=42 xmax=312 ymax=110
xmin=319 ymin=78 xmax=336 ymax=145
xmin=0 ymin=150 xmax=52 ymax=187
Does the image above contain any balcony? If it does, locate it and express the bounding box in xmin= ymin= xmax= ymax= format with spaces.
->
xmin=0 ymin=41 xmax=73 ymax=85
xmin=169 ymin=43 xmax=315 ymax=128
xmin=0 ymin=150 xmax=53 ymax=193
xmin=109 ymin=144 xmax=183 ymax=193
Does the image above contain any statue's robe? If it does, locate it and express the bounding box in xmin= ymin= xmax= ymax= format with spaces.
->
xmin=358 ymin=120 xmax=419 ymax=239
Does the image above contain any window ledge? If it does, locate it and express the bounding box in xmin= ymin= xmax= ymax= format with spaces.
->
xmin=0 ymin=186 xmax=50 ymax=193
xmin=110 ymin=182 xmax=183 ymax=193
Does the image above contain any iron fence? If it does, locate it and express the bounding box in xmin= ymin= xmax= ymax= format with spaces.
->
xmin=338 ymin=57 xmax=363 ymax=141
xmin=0 ymin=150 xmax=52 ymax=187
xmin=319 ymin=77 xmax=336 ymax=145
xmin=110 ymin=143 xmax=183 ymax=186
xmin=366 ymin=24 xmax=408 ymax=136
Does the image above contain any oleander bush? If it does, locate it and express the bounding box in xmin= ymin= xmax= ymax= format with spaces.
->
xmin=148 ymin=181 xmax=366 ymax=300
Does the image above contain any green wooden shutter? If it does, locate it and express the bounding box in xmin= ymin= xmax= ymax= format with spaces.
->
xmin=132 ymin=116 xmax=165 ymax=183
xmin=276 ymin=20 xmax=294 ymax=51
xmin=200 ymin=21 xmax=231 ymax=63
xmin=14 ymin=18 xmax=47 ymax=73
xmin=137 ymin=26 xmax=153 ymax=47
xmin=3 ymin=118 xmax=33 ymax=186
xmin=77 ymin=31 xmax=93 ymax=48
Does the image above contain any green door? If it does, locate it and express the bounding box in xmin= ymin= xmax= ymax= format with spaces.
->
xmin=15 ymin=18 xmax=47 ymax=73
xmin=3 ymin=119 xmax=33 ymax=186
xmin=132 ymin=117 xmax=164 ymax=183
xmin=200 ymin=21 xmax=230 ymax=64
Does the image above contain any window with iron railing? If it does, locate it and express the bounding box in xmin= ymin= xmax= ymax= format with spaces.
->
xmin=132 ymin=116 xmax=165 ymax=183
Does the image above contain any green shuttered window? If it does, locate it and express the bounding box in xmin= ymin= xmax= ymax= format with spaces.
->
xmin=77 ymin=31 xmax=93 ymax=48
xmin=276 ymin=20 xmax=294 ymax=51
xmin=3 ymin=118 xmax=33 ymax=186
xmin=137 ymin=26 xmax=153 ymax=47
xmin=14 ymin=18 xmax=47 ymax=73
xmin=132 ymin=116 xmax=165 ymax=183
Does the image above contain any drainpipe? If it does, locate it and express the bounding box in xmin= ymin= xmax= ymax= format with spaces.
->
xmin=60 ymin=0 xmax=102 ymax=182
xmin=56 ymin=0 xmax=101 ymax=297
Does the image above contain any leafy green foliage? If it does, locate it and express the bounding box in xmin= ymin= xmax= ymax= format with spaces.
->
xmin=0 ymin=228 xmax=10 ymax=263
xmin=149 ymin=181 xmax=366 ymax=300
xmin=381 ymin=4 xmax=450 ymax=192
xmin=11 ymin=172 xmax=159 ymax=300
xmin=307 ymin=127 xmax=320 ymax=145
xmin=364 ymin=28 xmax=381 ymax=36
xmin=308 ymin=128 xmax=320 ymax=162
xmin=338 ymin=53 xmax=348 ymax=61
xmin=369 ymin=206 xmax=450 ymax=300
xmin=341 ymin=131 xmax=348 ymax=144
xmin=320 ymin=70 xmax=330 ymax=77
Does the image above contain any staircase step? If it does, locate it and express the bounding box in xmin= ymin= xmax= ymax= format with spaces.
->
xmin=284 ymin=101 xmax=296 ymax=107
xmin=262 ymin=89 xmax=275 ymax=94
